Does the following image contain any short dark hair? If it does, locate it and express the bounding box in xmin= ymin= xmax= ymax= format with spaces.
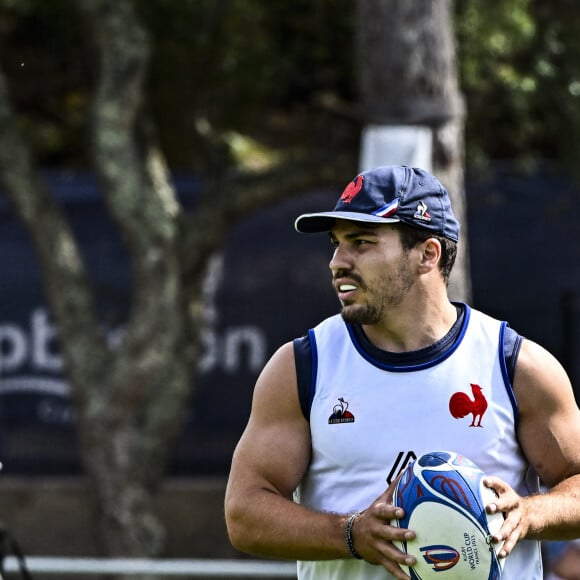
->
xmin=397 ymin=223 xmax=457 ymax=284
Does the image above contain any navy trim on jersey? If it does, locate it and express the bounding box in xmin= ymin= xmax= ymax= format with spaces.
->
xmin=499 ymin=321 xmax=523 ymax=426
xmin=293 ymin=334 xmax=312 ymax=420
xmin=346 ymin=305 xmax=470 ymax=372
xmin=294 ymin=304 xmax=524 ymax=420
xmin=293 ymin=329 xmax=318 ymax=420
xmin=307 ymin=328 xmax=318 ymax=420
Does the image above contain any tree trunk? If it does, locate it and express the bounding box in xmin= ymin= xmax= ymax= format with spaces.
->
xmin=73 ymin=0 xmax=193 ymax=565
xmin=357 ymin=0 xmax=471 ymax=301
xmin=0 ymin=0 xmax=194 ymax=569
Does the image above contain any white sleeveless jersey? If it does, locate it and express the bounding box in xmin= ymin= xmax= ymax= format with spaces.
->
xmin=296 ymin=306 xmax=542 ymax=580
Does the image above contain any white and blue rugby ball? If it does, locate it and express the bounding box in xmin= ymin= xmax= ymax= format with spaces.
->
xmin=392 ymin=451 xmax=505 ymax=579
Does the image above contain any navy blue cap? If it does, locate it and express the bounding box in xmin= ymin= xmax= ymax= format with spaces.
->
xmin=295 ymin=165 xmax=460 ymax=242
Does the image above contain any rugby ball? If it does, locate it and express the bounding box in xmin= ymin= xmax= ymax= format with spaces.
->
xmin=392 ymin=451 xmax=504 ymax=579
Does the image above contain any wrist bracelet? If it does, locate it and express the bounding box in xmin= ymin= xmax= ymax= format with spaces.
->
xmin=345 ymin=513 xmax=363 ymax=560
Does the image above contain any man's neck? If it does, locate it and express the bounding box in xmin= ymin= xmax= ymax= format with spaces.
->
xmin=361 ymin=299 xmax=458 ymax=353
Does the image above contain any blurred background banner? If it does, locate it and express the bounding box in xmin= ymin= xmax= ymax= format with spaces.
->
xmin=1 ymin=167 xmax=579 ymax=477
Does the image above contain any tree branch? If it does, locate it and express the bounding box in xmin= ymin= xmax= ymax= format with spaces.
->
xmin=76 ymin=0 xmax=186 ymax=402
xmin=0 ymin=65 xmax=111 ymax=399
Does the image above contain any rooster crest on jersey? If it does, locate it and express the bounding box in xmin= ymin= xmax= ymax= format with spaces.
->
xmin=449 ymin=383 xmax=489 ymax=427
xmin=391 ymin=451 xmax=504 ymax=580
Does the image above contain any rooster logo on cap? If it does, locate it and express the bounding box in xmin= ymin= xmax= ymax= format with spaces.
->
xmin=340 ymin=175 xmax=364 ymax=203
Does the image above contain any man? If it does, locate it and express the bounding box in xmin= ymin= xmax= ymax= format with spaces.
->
xmin=224 ymin=165 xmax=580 ymax=579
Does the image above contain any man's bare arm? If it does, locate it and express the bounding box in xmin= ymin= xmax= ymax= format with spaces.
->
xmin=224 ymin=342 xmax=351 ymax=560
xmin=486 ymin=339 xmax=580 ymax=556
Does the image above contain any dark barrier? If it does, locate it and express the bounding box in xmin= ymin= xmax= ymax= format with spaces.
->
xmin=0 ymin=166 xmax=578 ymax=475
xmin=0 ymin=172 xmax=338 ymax=475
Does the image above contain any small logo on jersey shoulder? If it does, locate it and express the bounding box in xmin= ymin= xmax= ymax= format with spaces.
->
xmin=328 ymin=397 xmax=355 ymax=424
xmin=449 ymin=383 xmax=488 ymax=427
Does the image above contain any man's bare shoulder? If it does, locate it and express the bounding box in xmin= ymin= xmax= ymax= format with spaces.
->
xmin=514 ymin=338 xmax=580 ymax=486
xmin=227 ymin=340 xmax=310 ymax=501
xmin=514 ymin=339 xmax=576 ymax=410
xmin=250 ymin=341 xmax=301 ymax=414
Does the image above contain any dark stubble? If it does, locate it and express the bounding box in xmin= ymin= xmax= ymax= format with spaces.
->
xmin=340 ymin=259 xmax=415 ymax=325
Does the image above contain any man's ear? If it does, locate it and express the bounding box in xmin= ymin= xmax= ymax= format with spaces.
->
xmin=418 ymin=238 xmax=441 ymax=273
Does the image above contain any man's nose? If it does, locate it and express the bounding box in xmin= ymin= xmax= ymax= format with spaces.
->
xmin=329 ymin=245 xmax=351 ymax=274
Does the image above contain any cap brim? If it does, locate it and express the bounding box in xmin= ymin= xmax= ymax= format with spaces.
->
xmin=294 ymin=211 xmax=400 ymax=233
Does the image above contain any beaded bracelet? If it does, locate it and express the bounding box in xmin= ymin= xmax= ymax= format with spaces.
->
xmin=345 ymin=513 xmax=363 ymax=560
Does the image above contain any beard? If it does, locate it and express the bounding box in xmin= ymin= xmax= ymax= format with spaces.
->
xmin=339 ymin=261 xmax=415 ymax=325
xmin=341 ymin=302 xmax=382 ymax=325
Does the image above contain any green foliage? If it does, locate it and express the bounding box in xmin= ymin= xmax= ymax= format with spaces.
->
xmin=0 ymin=0 xmax=89 ymax=164
xmin=139 ymin=0 xmax=355 ymax=171
xmin=456 ymin=0 xmax=580 ymax=169
xmin=0 ymin=0 xmax=579 ymax=171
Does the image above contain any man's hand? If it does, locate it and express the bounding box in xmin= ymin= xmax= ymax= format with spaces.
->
xmin=484 ymin=476 xmax=528 ymax=558
xmin=351 ymin=486 xmax=417 ymax=579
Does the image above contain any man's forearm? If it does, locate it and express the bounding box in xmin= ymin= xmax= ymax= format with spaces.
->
xmin=226 ymin=489 xmax=352 ymax=560
xmin=525 ymin=475 xmax=580 ymax=541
